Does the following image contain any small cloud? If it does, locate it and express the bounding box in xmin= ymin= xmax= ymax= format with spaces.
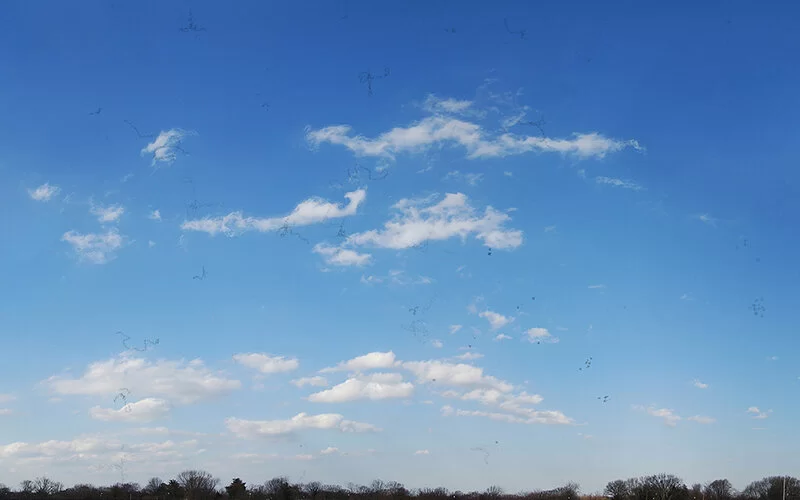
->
xmin=494 ymin=333 xmax=512 ymax=342
xmin=28 ymin=182 xmax=61 ymax=202
xmin=747 ymin=406 xmax=771 ymax=419
xmin=414 ymin=449 xmax=430 ymax=455
xmin=692 ymin=379 xmax=708 ymax=389
xmin=524 ymin=328 xmax=558 ymax=344
xmin=62 ymin=229 xmax=125 ymax=264
xmin=90 ymin=201 xmax=125 ymax=223
xmin=595 ymin=176 xmax=644 ymax=191
xmin=479 ymin=310 xmax=513 ymax=330
xmin=291 ymin=376 xmax=329 ymax=388
xmin=313 ymin=243 xmax=372 ymax=267
xmin=504 ymin=171 xmax=513 ymax=177
xmin=577 ymin=169 xmax=586 ymax=179
xmin=687 ymin=415 xmax=716 ymax=424
xmin=431 ymin=340 xmax=443 ymax=349
xmin=767 ymin=356 xmax=778 ymax=361
xmin=233 ymin=353 xmax=300 ymax=374
xmin=0 ymin=394 xmax=16 ymax=404
xmin=544 ymin=225 xmax=557 ymax=233
xmin=148 ymin=209 xmax=162 ymax=221
xmin=320 ymin=447 xmax=340 ymax=455
xmin=680 ymin=293 xmax=694 ymax=301
xmin=694 ymin=213 xmax=717 ymax=226
xmin=148 ymin=240 xmax=156 ymax=248
xmin=443 ymin=170 xmax=484 ymax=186
xmin=141 ymin=128 xmax=196 ymax=167
xmin=633 ymin=404 xmax=681 ymax=427
xmin=455 ymin=352 xmax=484 ymax=361
xmin=588 ymin=284 xmax=606 ymax=289
xmin=449 ymin=325 xmax=463 ymax=335
xmin=577 ymin=433 xmax=592 ymax=440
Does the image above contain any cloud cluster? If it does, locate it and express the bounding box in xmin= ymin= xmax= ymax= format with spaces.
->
xmin=141 ymin=128 xmax=196 ymax=166
xmin=308 ymin=373 xmax=414 ymax=403
xmin=89 ymin=201 xmax=125 ymax=223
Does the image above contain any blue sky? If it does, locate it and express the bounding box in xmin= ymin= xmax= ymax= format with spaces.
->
xmin=1 ymin=0 xmax=799 ymax=493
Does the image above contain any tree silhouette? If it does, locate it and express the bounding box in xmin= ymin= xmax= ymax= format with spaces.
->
xmin=225 ymin=479 xmax=247 ymax=500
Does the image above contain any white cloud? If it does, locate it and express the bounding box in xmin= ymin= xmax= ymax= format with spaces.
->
xmin=595 ymin=176 xmax=644 ymax=191
xmin=89 ymin=398 xmax=172 ymax=423
xmin=28 ymin=182 xmax=61 ymax=202
xmin=148 ymin=240 xmax=156 ymax=248
xmin=443 ymin=170 xmax=484 ymax=186
xmin=414 ymin=449 xmax=430 ymax=455
xmin=544 ymin=225 xmax=556 ymax=232
xmin=233 ymin=353 xmax=299 ymax=374
xmin=343 ymin=192 xmax=522 ymax=252
xmin=291 ymin=376 xmax=329 ymax=388
xmin=494 ymin=333 xmax=512 ymax=342
xmin=320 ymin=351 xmax=398 ymax=373
xmin=747 ymin=406 xmax=771 ymax=419
xmin=308 ymin=372 xmax=414 ymax=403
xmin=360 ymin=269 xmax=433 ymax=286
xmin=680 ymin=293 xmax=694 ymax=301
xmin=225 ymin=412 xmax=380 ymax=438
xmin=634 ymin=405 xmax=682 ymax=427
xmin=401 ymin=360 xmax=513 ymax=392
xmin=90 ymin=201 xmax=125 ymax=223
xmin=0 ymin=394 xmax=16 ymax=404
xmin=455 ymin=352 xmax=484 ymax=361
xmin=588 ymin=284 xmax=606 ymax=289
xmin=449 ymin=325 xmax=463 ymax=335
xmin=692 ymin=379 xmax=708 ymax=389
xmin=442 ymin=406 xmax=572 ymax=425
xmin=694 ymin=213 xmax=717 ymax=226
xmin=306 ymin=114 xmax=641 ymax=161
xmin=320 ymin=447 xmax=340 ymax=455
xmin=687 ymin=415 xmax=716 ymax=424
xmin=149 ymin=209 xmax=162 ymax=221
xmin=524 ymin=327 xmax=558 ymax=344
xmin=431 ymin=340 xmax=443 ymax=349
xmin=313 ymin=243 xmax=372 ymax=267
xmin=422 ymin=94 xmax=477 ymax=116
xmin=479 ymin=310 xmax=513 ymax=330
xmin=45 ymin=355 xmax=241 ymax=405
xmin=141 ymin=128 xmax=196 ymax=166
xmin=61 ymin=228 xmax=125 ymax=264
xmin=183 ymin=189 xmax=366 ymax=237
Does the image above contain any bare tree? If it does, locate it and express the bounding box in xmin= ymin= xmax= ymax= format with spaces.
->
xmin=176 ymin=470 xmax=219 ymax=500
xmin=705 ymin=480 xmax=734 ymax=500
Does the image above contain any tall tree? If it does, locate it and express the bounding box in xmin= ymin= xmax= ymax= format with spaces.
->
xmin=605 ymin=480 xmax=631 ymax=500
xmin=176 ymin=470 xmax=219 ymax=500
xmin=225 ymin=479 xmax=247 ymax=500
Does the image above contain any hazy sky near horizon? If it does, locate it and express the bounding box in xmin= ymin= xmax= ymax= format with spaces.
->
xmin=1 ymin=0 xmax=800 ymax=493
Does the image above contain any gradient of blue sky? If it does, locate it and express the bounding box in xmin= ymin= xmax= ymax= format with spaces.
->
xmin=1 ymin=0 xmax=799 ymax=493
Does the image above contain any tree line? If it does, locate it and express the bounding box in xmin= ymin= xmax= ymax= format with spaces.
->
xmin=0 ymin=472 xmax=797 ymax=500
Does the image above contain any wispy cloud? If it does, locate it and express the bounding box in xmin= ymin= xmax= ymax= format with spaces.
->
xmin=431 ymin=340 xmax=443 ymax=349
xmin=494 ymin=333 xmax=512 ymax=342
xmin=141 ymin=128 xmax=196 ymax=166
xmin=313 ymin=243 xmax=372 ymax=267
xmin=413 ymin=449 xmax=430 ymax=455
xmin=233 ymin=353 xmax=300 ymax=374
xmin=183 ymin=189 xmax=366 ymax=237
xmin=443 ymin=170 xmax=484 ymax=186
xmin=449 ymin=325 xmax=463 ymax=335
xmin=633 ymin=405 xmax=681 ymax=427
xmin=454 ymin=352 xmax=484 ymax=361
xmin=544 ymin=225 xmax=556 ymax=233
xmin=595 ymin=176 xmax=644 ymax=191
xmin=687 ymin=415 xmax=716 ymax=424
xmin=694 ymin=213 xmax=717 ymax=226
xmin=291 ymin=376 xmax=329 ymax=388
xmin=422 ymin=94 xmax=480 ymax=117
xmin=90 ymin=201 xmax=125 ymax=223
xmin=61 ymin=229 xmax=125 ymax=264
xmin=747 ymin=406 xmax=771 ymax=419
xmin=307 ymin=98 xmax=642 ymax=162
xmin=692 ymin=379 xmax=709 ymax=389
xmin=28 ymin=182 xmax=61 ymax=202
xmin=148 ymin=209 xmax=162 ymax=221
xmin=225 ymin=413 xmax=380 ymax=438
xmin=588 ymin=284 xmax=606 ymax=289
